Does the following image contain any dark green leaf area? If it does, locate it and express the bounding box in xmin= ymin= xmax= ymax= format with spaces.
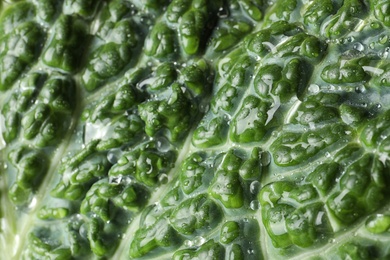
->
xmin=209 ymin=150 xmax=245 ymax=208
xmin=86 ymin=217 xmax=118 ymax=257
xmin=144 ymin=23 xmax=177 ymax=60
xmin=143 ymin=59 xmax=211 ymax=98
xmin=373 ymin=0 xmax=390 ymax=27
xmin=138 ymin=83 xmax=199 ymax=142
xmin=142 ymin=62 xmax=177 ymax=92
xmin=360 ymin=110 xmax=390 ymax=148
xmin=254 ymin=58 xmax=308 ymax=102
xmin=67 ymin=215 xmax=91 ymax=257
xmin=24 ymin=230 xmax=72 ymax=260
xmin=109 ymin=142 xmax=177 ymax=187
xmin=327 ymin=154 xmax=388 ymax=225
xmin=323 ymin=0 xmax=367 ymax=38
xmin=212 ymin=83 xmax=241 ymax=113
xmin=81 ymin=178 xmax=147 ymax=221
xmin=192 ymin=116 xmax=229 ymax=148
xmin=239 ymin=147 xmax=264 ymax=180
xmin=129 ymin=210 xmax=180 ymax=258
xmin=51 ymin=141 xmax=111 ymax=201
xmin=321 ymin=58 xmax=370 ymax=84
xmin=21 ymin=75 xmax=76 ymax=147
xmin=245 ymin=20 xmax=327 ymax=62
xmin=335 ymin=242 xmax=380 ymax=260
xmin=63 ymin=0 xmax=101 ymax=19
xmin=43 ymin=15 xmax=88 ymax=72
xmin=0 ymin=2 xmax=35 ymax=35
xmin=217 ymin=50 xmax=254 ymax=88
xmin=172 ymin=240 xmax=225 ymax=260
xmin=0 ymin=22 xmax=44 ymax=90
xmin=1 ymin=72 xmax=46 ymax=142
xmin=264 ymin=0 xmax=297 ymax=25
xmin=229 ymin=95 xmax=271 ymax=143
xmin=98 ymin=0 xmax=134 ymax=23
xmin=165 ymin=0 xmax=223 ymax=55
xmin=303 ymin=0 xmax=334 ymax=32
xmin=33 ymin=0 xmax=62 ymax=22
xmin=169 ymin=194 xmax=222 ymax=235
xmin=238 ymin=0 xmax=264 ymax=21
xmin=271 ymin=124 xmax=350 ymax=166
xmin=220 ymin=221 xmax=240 ymax=244
xmin=259 ymin=181 xmax=331 ymax=248
xmin=180 ymin=59 xmax=212 ymax=97
xmin=97 ymin=19 xmax=140 ymax=47
xmin=292 ymin=99 xmax=340 ymax=125
xmin=210 ymin=19 xmax=252 ymax=52
xmin=79 ymin=179 xmax=149 ymax=258
xmin=82 ymin=42 xmax=133 ymax=91
xmin=8 ymin=147 xmax=48 ymax=205
xmin=84 ymin=85 xmax=139 ymax=122
xmin=179 ymin=152 xmax=207 ymax=194
xmin=307 ymin=162 xmax=341 ymax=194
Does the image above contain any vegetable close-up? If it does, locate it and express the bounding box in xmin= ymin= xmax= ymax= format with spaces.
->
xmin=1 ymin=0 xmax=390 ymax=259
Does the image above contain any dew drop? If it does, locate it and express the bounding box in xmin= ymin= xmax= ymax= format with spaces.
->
xmin=79 ymin=224 xmax=88 ymax=239
xmin=184 ymin=240 xmax=193 ymax=247
xmin=379 ymin=35 xmax=388 ymax=45
xmin=158 ymin=173 xmax=168 ymax=184
xmin=217 ymin=7 xmax=229 ymax=18
xmin=353 ymin=42 xmax=364 ymax=52
xmin=355 ymin=85 xmax=366 ymax=93
xmin=249 ymin=200 xmax=260 ymax=210
xmin=371 ymin=21 xmax=381 ymax=29
xmin=156 ymin=137 xmax=170 ymax=152
xmin=261 ymin=151 xmax=271 ymax=166
xmin=308 ymin=84 xmax=320 ymax=93
xmin=249 ymin=181 xmax=260 ymax=194
xmin=107 ymin=149 xmax=121 ymax=164
xmin=247 ymin=249 xmax=255 ymax=255
xmin=193 ymin=236 xmax=206 ymax=246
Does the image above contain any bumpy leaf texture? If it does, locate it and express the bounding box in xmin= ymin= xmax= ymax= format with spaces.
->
xmin=1 ymin=0 xmax=390 ymax=259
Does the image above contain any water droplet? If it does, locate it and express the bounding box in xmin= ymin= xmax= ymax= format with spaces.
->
xmin=107 ymin=149 xmax=121 ymax=164
xmin=379 ymin=35 xmax=388 ymax=45
xmin=193 ymin=236 xmax=206 ymax=246
xmin=250 ymin=181 xmax=260 ymax=194
xmin=261 ymin=151 xmax=271 ymax=166
xmin=199 ymin=103 xmax=210 ymax=113
xmin=355 ymin=85 xmax=366 ymax=93
xmin=156 ymin=137 xmax=170 ymax=152
xmin=247 ymin=249 xmax=255 ymax=255
xmin=353 ymin=42 xmax=364 ymax=52
xmin=184 ymin=240 xmax=193 ymax=247
xmin=158 ymin=173 xmax=168 ymax=184
xmin=109 ymin=175 xmax=131 ymax=185
xmin=217 ymin=7 xmax=229 ymax=18
xmin=371 ymin=21 xmax=381 ymax=29
xmin=79 ymin=224 xmax=88 ymax=239
xmin=249 ymin=200 xmax=260 ymax=210
xmin=308 ymin=84 xmax=320 ymax=93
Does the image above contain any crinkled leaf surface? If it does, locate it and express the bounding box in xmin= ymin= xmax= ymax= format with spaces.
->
xmin=1 ymin=0 xmax=390 ymax=259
